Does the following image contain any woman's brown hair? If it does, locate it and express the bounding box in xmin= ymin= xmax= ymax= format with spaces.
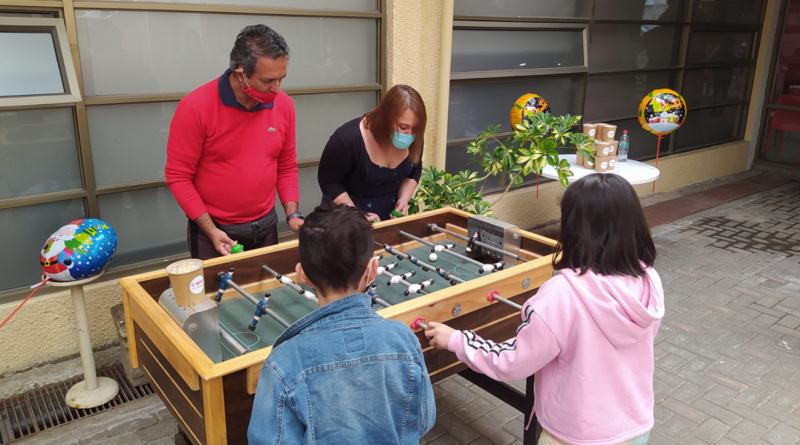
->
xmin=363 ymin=85 xmax=427 ymax=164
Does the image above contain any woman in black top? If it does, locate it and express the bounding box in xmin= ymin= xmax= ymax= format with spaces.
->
xmin=318 ymin=85 xmax=426 ymax=222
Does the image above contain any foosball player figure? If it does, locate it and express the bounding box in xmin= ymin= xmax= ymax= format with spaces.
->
xmin=247 ymin=203 xmax=436 ymax=444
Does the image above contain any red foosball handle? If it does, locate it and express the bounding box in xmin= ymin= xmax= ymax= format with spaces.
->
xmin=410 ymin=317 xmax=426 ymax=330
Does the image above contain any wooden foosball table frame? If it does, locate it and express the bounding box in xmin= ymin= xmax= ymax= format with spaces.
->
xmin=120 ymin=208 xmax=557 ymax=444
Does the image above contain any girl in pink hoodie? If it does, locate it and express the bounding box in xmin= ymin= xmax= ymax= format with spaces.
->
xmin=426 ymin=173 xmax=664 ymax=445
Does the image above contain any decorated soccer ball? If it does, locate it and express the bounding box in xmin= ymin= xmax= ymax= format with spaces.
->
xmin=39 ymin=218 xmax=118 ymax=281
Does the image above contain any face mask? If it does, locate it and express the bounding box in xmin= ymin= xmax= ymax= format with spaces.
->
xmin=238 ymin=70 xmax=277 ymax=104
xmin=392 ymin=131 xmax=416 ymax=150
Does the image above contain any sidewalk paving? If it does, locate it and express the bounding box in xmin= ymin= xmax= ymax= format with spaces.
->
xmin=13 ymin=172 xmax=800 ymax=445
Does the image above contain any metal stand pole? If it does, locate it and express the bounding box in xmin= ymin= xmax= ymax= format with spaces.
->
xmin=47 ymin=271 xmax=119 ymax=408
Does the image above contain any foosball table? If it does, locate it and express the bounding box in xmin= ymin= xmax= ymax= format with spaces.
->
xmin=120 ymin=208 xmax=557 ymax=444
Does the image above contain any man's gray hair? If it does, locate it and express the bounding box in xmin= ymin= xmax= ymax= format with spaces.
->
xmin=230 ymin=25 xmax=289 ymax=76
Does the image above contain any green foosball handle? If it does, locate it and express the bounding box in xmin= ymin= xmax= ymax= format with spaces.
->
xmin=231 ymin=244 xmax=244 ymax=254
xmin=391 ymin=209 xmax=403 ymax=218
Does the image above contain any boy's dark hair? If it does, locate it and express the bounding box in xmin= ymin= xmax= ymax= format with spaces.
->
xmin=230 ymin=24 xmax=290 ymax=76
xmin=553 ymin=173 xmax=656 ymax=277
xmin=298 ymin=203 xmax=374 ymax=293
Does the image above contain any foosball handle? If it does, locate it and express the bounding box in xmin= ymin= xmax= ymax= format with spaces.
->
xmin=410 ymin=317 xmax=427 ymax=330
xmin=487 ymin=290 xmax=500 ymax=302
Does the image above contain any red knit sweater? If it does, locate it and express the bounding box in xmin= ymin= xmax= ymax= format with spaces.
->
xmin=165 ymin=72 xmax=299 ymax=225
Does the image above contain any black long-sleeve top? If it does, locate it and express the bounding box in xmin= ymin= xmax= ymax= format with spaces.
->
xmin=318 ymin=118 xmax=422 ymax=220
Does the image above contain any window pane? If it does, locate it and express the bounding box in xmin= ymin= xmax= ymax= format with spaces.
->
xmin=0 ymin=199 xmax=85 ymax=292
xmin=682 ymin=67 xmax=750 ymax=107
xmin=76 ymin=11 xmax=378 ymax=96
xmin=771 ymin=0 xmax=800 ymax=99
xmin=687 ymin=32 xmax=754 ymax=64
xmin=761 ymin=107 xmax=800 ymax=163
xmin=446 ymin=140 xmax=510 ymax=190
xmin=76 ymin=0 xmax=377 ymax=9
xmin=452 ymin=29 xmax=584 ymax=72
xmin=294 ymin=91 xmax=378 ymax=160
xmin=274 ymin=166 xmax=322 ymax=233
xmin=88 ymin=102 xmax=175 ymax=186
xmin=448 ymin=77 xmax=581 ymax=140
xmin=674 ymin=105 xmax=743 ymax=151
xmin=455 ymin=0 xmax=587 ymax=18
xmin=0 ymin=32 xmax=64 ymax=96
xmin=593 ymin=0 xmax=683 ymax=22
xmin=98 ymin=187 xmax=186 ymax=266
xmin=584 ymin=71 xmax=675 ymax=121
xmin=589 ymin=24 xmax=680 ymax=71
xmin=692 ymin=0 xmax=764 ymax=24
xmin=0 ymin=108 xmax=81 ymax=199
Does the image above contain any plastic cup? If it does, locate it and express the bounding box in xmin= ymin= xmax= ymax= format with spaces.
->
xmin=165 ymin=259 xmax=206 ymax=307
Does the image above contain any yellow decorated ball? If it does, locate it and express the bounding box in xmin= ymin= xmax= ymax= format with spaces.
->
xmin=510 ymin=94 xmax=551 ymax=129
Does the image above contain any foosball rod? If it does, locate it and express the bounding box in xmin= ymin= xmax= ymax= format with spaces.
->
xmin=366 ymin=285 xmax=392 ymax=308
xmin=487 ymin=291 xmax=522 ymax=311
xmin=224 ymin=277 xmax=291 ymax=329
xmin=261 ymin=264 xmax=319 ymax=304
xmin=379 ymin=268 xmax=431 ymax=296
xmin=377 ymin=242 xmax=465 ymax=285
xmin=428 ymin=223 xmax=528 ymax=262
xmin=220 ymin=327 xmax=251 ymax=356
xmin=398 ymin=231 xmax=500 ymax=273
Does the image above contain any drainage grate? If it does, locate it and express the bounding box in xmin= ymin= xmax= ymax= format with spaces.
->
xmin=0 ymin=363 xmax=153 ymax=444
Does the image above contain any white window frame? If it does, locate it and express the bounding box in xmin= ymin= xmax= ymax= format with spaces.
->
xmin=0 ymin=17 xmax=81 ymax=107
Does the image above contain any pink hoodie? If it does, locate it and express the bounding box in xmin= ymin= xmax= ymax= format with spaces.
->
xmin=448 ymin=267 xmax=665 ymax=445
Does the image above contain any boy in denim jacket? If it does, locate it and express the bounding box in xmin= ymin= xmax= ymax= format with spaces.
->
xmin=248 ymin=203 xmax=436 ymax=444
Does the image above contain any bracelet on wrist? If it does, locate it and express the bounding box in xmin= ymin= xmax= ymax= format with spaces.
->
xmin=286 ymin=212 xmax=304 ymax=224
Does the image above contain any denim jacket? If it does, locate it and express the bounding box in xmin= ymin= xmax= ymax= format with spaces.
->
xmin=247 ymin=293 xmax=436 ymax=444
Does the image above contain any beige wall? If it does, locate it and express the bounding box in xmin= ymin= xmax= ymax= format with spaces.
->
xmin=0 ymin=0 xmax=779 ymax=376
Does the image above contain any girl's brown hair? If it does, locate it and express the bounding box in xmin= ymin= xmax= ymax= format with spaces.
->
xmin=363 ymin=85 xmax=427 ymax=164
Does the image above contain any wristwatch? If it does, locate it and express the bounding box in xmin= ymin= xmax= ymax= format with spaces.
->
xmin=286 ymin=212 xmax=304 ymax=224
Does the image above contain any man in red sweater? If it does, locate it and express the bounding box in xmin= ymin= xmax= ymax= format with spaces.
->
xmin=166 ymin=25 xmax=304 ymax=259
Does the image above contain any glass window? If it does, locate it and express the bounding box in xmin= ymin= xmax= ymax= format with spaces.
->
xmin=445 ymin=139 xmax=511 ymax=192
xmin=593 ymin=0 xmax=683 ymax=22
xmin=687 ymin=31 xmax=754 ymax=64
xmin=0 ymin=18 xmax=81 ymax=107
xmin=761 ymin=106 xmax=800 ymax=163
xmin=87 ymin=102 xmax=176 ymax=186
xmin=682 ymin=67 xmax=750 ymax=107
xmin=294 ymin=91 xmax=378 ymax=161
xmin=75 ymin=0 xmax=378 ymax=10
xmin=76 ymin=11 xmax=378 ymax=96
xmin=769 ymin=0 xmax=800 ymax=100
xmin=97 ymin=187 xmax=186 ymax=266
xmin=584 ymin=71 xmax=675 ymax=121
xmin=448 ymin=77 xmax=582 ymax=140
xmin=0 ymin=32 xmax=64 ymax=96
xmin=0 ymin=199 xmax=85 ymax=290
xmin=451 ymin=29 xmax=584 ymax=72
xmin=598 ymin=117 xmax=668 ymax=160
xmin=0 ymin=108 xmax=82 ymax=199
xmin=692 ymin=0 xmax=764 ymax=24
xmin=455 ymin=0 xmax=587 ymax=18
xmin=674 ymin=105 xmax=743 ymax=151
xmin=590 ymin=24 xmax=681 ymax=71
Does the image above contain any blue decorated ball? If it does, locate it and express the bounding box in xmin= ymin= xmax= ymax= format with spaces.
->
xmin=39 ymin=218 xmax=118 ymax=281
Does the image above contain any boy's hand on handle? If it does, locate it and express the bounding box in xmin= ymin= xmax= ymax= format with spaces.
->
xmin=424 ymin=321 xmax=456 ymax=350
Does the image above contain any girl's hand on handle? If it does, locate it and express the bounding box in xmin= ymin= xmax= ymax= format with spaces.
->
xmin=424 ymin=321 xmax=456 ymax=350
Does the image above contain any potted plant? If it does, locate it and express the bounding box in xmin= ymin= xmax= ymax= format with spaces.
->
xmin=409 ymin=112 xmax=596 ymax=216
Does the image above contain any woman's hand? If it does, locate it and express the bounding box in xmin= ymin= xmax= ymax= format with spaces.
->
xmin=392 ymin=200 xmax=409 ymax=219
xmin=366 ymin=212 xmax=381 ymax=223
xmin=424 ymin=322 xmax=456 ymax=350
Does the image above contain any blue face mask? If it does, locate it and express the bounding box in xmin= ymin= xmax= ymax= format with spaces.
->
xmin=391 ymin=131 xmax=416 ymax=150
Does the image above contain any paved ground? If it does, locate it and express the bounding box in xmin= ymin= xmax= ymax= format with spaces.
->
xmin=10 ymin=172 xmax=800 ymax=445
